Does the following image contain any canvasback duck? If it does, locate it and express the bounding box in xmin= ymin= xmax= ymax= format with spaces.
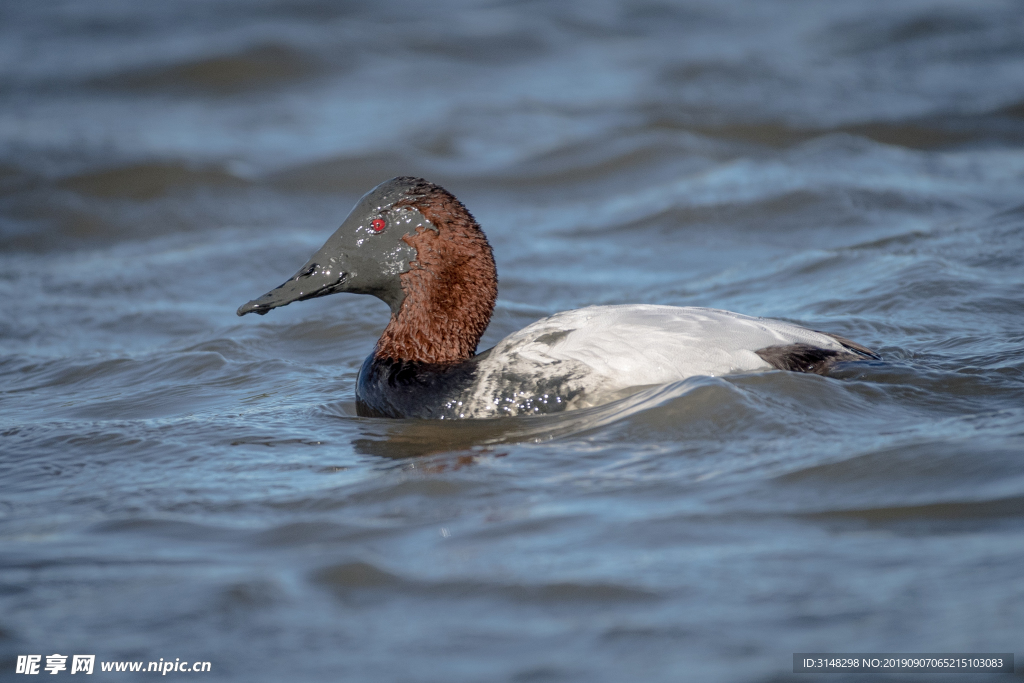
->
xmin=238 ymin=177 xmax=878 ymax=419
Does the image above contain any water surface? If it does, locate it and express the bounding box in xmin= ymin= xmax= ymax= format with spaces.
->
xmin=2 ymin=1 xmax=1024 ymax=681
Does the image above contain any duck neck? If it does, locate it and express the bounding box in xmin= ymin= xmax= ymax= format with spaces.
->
xmin=374 ymin=203 xmax=497 ymax=365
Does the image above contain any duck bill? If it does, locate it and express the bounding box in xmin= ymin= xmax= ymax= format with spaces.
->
xmin=236 ymin=258 xmax=348 ymax=317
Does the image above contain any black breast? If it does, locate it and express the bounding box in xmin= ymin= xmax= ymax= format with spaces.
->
xmin=355 ymin=355 xmax=481 ymax=419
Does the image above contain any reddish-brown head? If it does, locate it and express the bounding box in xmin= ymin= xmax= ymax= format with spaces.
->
xmin=375 ymin=178 xmax=498 ymax=364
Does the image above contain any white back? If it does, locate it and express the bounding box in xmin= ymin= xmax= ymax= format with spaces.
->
xmin=464 ymin=305 xmax=846 ymax=416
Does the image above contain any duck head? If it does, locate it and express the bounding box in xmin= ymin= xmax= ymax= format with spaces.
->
xmin=237 ymin=176 xmax=434 ymax=317
xmin=238 ymin=176 xmax=497 ymax=364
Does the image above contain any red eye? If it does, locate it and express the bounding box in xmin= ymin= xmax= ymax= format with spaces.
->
xmin=371 ymin=218 xmax=386 ymax=232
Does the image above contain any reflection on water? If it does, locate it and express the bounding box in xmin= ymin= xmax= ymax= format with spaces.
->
xmin=2 ymin=1 xmax=1024 ymax=681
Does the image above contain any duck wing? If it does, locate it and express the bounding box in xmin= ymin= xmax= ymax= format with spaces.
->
xmin=462 ymin=305 xmax=873 ymax=416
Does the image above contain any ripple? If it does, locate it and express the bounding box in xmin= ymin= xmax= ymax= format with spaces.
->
xmin=89 ymin=43 xmax=327 ymax=95
xmin=312 ymin=560 xmax=658 ymax=602
xmin=59 ymin=162 xmax=249 ymax=200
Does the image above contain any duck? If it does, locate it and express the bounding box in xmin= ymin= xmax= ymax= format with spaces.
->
xmin=237 ymin=176 xmax=878 ymax=419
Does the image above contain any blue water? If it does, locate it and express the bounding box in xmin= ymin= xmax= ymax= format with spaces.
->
xmin=2 ymin=1 xmax=1024 ymax=681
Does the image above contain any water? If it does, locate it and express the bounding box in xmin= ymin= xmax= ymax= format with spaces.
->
xmin=2 ymin=1 xmax=1024 ymax=680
